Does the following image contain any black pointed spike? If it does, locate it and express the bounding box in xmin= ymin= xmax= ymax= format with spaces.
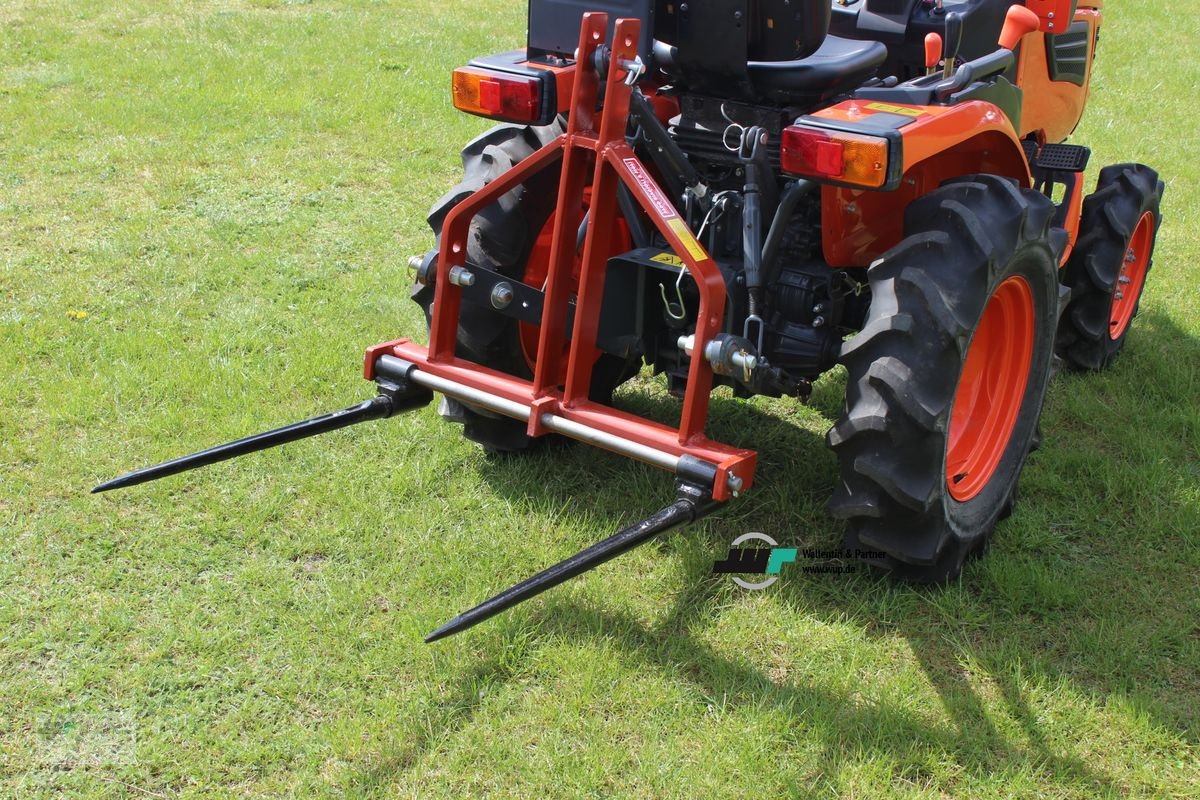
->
xmin=93 ymin=394 xmax=401 ymax=494
xmin=425 ymin=483 xmax=717 ymax=643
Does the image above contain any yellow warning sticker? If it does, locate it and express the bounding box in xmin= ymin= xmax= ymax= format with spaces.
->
xmin=667 ymin=218 xmax=708 ymax=262
xmin=650 ymin=252 xmax=685 ymax=268
xmin=864 ymin=101 xmax=925 ymax=117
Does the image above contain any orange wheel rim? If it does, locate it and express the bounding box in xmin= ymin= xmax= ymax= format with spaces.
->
xmin=517 ymin=208 xmax=565 ymax=374
xmin=1108 ymin=210 xmax=1154 ymax=340
xmin=518 ymin=190 xmax=631 ymax=381
xmin=945 ymin=275 xmax=1036 ymax=502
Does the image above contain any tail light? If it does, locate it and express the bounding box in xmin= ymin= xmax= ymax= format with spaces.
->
xmin=452 ymin=67 xmax=543 ymax=124
xmin=780 ymin=125 xmax=897 ymax=189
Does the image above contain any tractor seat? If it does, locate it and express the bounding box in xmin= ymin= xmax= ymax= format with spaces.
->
xmin=747 ymin=35 xmax=888 ymax=102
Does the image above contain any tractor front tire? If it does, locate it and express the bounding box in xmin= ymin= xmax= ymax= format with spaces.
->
xmin=412 ymin=121 xmax=635 ymax=453
xmin=828 ymin=175 xmax=1067 ymax=582
xmin=1056 ymin=164 xmax=1164 ymax=370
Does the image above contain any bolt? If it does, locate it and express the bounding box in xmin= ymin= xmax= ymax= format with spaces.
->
xmin=1119 ymin=276 xmax=1132 ymax=285
xmin=812 ymin=315 xmax=826 ymax=327
xmin=490 ymin=282 xmax=514 ymax=309
xmin=407 ymin=255 xmax=423 ymax=273
xmin=726 ymin=472 xmax=743 ymax=497
xmin=1115 ymin=290 xmax=1124 ymax=300
xmin=448 ymin=265 xmax=475 ymax=287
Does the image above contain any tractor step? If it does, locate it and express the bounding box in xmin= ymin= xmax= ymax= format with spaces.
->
xmin=1022 ymin=138 xmax=1038 ymax=166
xmin=1034 ymin=143 xmax=1091 ymax=173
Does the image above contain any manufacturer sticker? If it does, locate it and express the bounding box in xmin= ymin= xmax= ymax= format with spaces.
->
xmin=623 ymin=158 xmax=679 ymax=220
xmin=864 ymin=101 xmax=926 ymax=117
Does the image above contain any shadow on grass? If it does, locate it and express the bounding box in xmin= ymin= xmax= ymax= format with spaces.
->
xmin=367 ymin=309 xmax=1197 ymax=791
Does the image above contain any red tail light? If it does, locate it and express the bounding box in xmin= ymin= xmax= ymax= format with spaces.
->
xmin=780 ymin=125 xmax=896 ymax=189
xmin=452 ymin=67 xmax=542 ymax=123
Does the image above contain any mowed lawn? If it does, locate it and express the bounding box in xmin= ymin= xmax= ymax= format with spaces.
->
xmin=1 ymin=1 xmax=1197 ymax=797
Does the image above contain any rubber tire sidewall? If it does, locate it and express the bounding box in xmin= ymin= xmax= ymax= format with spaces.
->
xmin=829 ymin=174 xmax=1065 ymax=581
xmin=1058 ymin=164 xmax=1164 ymax=370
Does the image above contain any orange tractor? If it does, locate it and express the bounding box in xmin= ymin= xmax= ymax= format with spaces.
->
xmin=98 ymin=1 xmax=1163 ymax=641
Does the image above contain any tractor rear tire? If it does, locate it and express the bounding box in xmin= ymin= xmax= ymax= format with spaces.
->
xmin=1056 ymin=164 xmax=1164 ymax=370
xmin=412 ymin=121 xmax=636 ymax=453
xmin=828 ymin=175 xmax=1067 ymax=582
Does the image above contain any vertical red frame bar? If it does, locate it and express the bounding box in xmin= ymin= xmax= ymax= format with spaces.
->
xmin=563 ymin=17 xmax=726 ymax=446
xmin=560 ymin=17 xmax=636 ymax=407
xmin=530 ymin=12 xmax=608 ymax=396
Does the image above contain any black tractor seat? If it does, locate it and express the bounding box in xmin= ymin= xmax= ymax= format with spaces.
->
xmin=747 ymin=35 xmax=888 ymax=102
xmin=654 ymin=35 xmax=888 ymax=105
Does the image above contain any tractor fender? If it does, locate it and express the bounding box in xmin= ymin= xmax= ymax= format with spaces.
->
xmin=811 ymin=100 xmax=1031 ymax=268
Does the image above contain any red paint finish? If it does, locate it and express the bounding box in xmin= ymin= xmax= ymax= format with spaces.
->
xmin=365 ymin=14 xmax=757 ymax=500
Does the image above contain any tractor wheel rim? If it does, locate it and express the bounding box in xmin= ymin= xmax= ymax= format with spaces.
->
xmin=517 ymin=207 xmax=572 ymax=375
xmin=945 ymin=275 xmax=1036 ymax=502
xmin=517 ymin=192 xmax=630 ymax=379
xmin=1108 ymin=210 xmax=1154 ymax=340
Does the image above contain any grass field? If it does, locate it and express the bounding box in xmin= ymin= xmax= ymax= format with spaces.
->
xmin=2 ymin=1 xmax=1198 ymax=797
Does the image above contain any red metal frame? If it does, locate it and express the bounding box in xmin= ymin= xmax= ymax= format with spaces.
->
xmin=363 ymin=14 xmax=756 ymax=501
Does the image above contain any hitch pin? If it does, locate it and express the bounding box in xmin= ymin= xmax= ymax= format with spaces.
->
xmin=619 ymin=55 xmax=645 ymax=86
xmin=659 ymin=266 xmax=688 ymax=322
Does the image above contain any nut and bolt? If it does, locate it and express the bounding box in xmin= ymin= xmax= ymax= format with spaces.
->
xmin=490 ymin=281 xmax=514 ymax=309
xmin=448 ymin=265 xmax=475 ymax=287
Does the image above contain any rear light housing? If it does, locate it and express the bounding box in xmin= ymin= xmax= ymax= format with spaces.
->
xmin=453 ymin=66 xmax=544 ymax=124
xmin=780 ymin=124 xmax=901 ymax=190
xmin=449 ymin=49 xmax=574 ymax=127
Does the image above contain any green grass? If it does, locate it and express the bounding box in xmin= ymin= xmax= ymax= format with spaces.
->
xmin=1 ymin=1 xmax=1198 ymax=797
